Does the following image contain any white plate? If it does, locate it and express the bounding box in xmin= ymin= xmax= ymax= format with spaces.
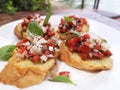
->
xmin=0 ymin=15 xmax=120 ymax=90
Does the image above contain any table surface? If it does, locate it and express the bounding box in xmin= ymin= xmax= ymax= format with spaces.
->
xmin=0 ymin=9 xmax=120 ymax=30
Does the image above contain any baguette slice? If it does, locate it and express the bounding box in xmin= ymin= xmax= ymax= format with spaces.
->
xmin=0 ymin=51 xmax=55 ymax=88
xmin=14 ymin=23 xmax=28 ymax=39
xmin=59 ymin=42 xmax=112 ymax=71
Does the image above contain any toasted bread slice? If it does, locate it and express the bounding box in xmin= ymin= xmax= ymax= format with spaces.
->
xmin=14 ymin=23 xmax=27 ymax=39
xmin=59 ymin=42 xmax=112 ymax=71
xmin=0 ymin=52 xmax=55 ymax=88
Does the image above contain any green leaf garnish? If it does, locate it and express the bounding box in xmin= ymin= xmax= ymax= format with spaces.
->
xmin=70 ymin=30 xmax=81 ymax=36
xmin=28 ymin=21 xmax=44 ymax=36
xmin=0 ymin=45 xmax=16 ymax=61
xmin=104 ymin=39 xmax=107 ymax=43
xmin=49 ymin=76 xmax=75 ymax=85
xmin=43 ymin=12 xmax=52 ymax=25
xmin=64 ymin=16 xmax=72 ymax=23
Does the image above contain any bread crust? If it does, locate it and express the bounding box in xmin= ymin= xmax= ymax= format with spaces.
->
xmin=0 ymin=51 xmax=55 ymax=88
xmin=14 ymin=23 xmax=27 ymax=39
xmin=59 ymin=41 xmax=112 ymax=71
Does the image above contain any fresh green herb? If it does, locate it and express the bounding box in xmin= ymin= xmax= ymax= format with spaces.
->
xmin=28 ymin=21 xmax=44 ymax=36
xmin=49 ymin=76 xmax=75 ymax=85
xmin=64 ymin=16 xmax=72 ymax=23
xmin=103 ymin=39 xmax=107 ymax=43
xmin=70 ymin=30 xmax=81 ymax=36
xmin=43 ymin=12 xmax=52 ymax=25
xmin=0 ymin=45 xmax=16 ymax=61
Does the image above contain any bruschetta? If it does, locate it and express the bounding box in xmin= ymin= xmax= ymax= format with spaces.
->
xmin=0 ymin=36 xmax=59 ymax=88
xmin=14 ymin=14 xmax=56 ymax=40
xmin=58 ymin=15 xmax=89 ymax=40
xmin=59 ymin=33 xmax=112 ymax=71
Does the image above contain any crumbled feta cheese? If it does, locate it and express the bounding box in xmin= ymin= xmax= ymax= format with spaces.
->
xmin=22 ymin=41 xmax=30 ymax=46
xmin=49 ymin=46 xmax=54 ymax=51
xmin=41 ymin=55 xmax=48 ymax=62
xmin=48 ymin=54 xmax=54 ymax=57
xmin=101 ymin=42 xmax=110 ymax=51
xmin=36 ymin=38 xmax=47 ymax=45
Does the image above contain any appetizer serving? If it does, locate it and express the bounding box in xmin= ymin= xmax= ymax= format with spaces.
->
xmin=58 ymin=15 xmax=89 ymax=40
xmin=60 ymin=33 xmax=112 ymax=71
xmin=14 ymin=13 xmax=55 ymax=40
xmin=0 ymin=36 xmax=59 ymax=88
xmin=0 ymin=14 xmax=113 ymax=88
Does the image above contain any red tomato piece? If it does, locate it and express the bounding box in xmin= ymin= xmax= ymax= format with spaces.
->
xmin=69 ymin=37 xmax=78 ymax=46
xmin=78 ymin=45 xmax=91 ymax=54
xmin=80 ymin=53 xmax=88 ymax=59
xmin=75 ymin=25 xmax=82 ymax=32
xmin=45 ymin=50 xmax=50 ymax=56
xmin=59 ymin=71 xmax=70 ymax=77
xmin=104 ymin=50 xmax=112 ymax=56
xmin=32 ymin=54 xmax=40 ymax=63
xmin=83 ymin=34 xmax=90 ymax=39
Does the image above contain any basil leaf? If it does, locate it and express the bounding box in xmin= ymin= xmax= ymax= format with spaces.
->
xmin=103 ymin=39 xmax=107 ymax=43
xmin=0 ymin=45 xmax=16 ymax=61
xmin=70 ymin=30 xmax=81 ymax=36
xmin=49 ymin=76 xmax=75 ymax=85
xmin=43 ymin=12 xmax=52 ymax=25
xmin=64 ymin=16 xmax=72 ymax=23
xmin=28 ymin=21 xmax=44 ymax=36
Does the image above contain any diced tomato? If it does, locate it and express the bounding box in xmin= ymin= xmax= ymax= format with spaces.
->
xmin=32 ymin=54 xmax=40 ymax=63
xmin=94 ymin=44 xmax=101 ymax=50
xmin=23 ymin=26 xmax=27 ymax=31
xmin=18 ymin=47 xmax=26 ymax=54
xmin=69 ymin=46 xmax=74 ymax=52
xmin=59 ymin=71 xmax=70 ymax=77
xmin=75 ymin=25 xmax=82 ymax=32
xmin=69 ymin=37 xmax=78 ymax=46
xmin=84 ymin=41 xmax=90 ymax=47
xmin=45 ymin=50 xmax=50 ymax=56
xmin=16 ymin=38 xmax=28 ymax=48
xmin=83 ymin=34 xmax=90 ymax=39
xmin=78 ymin=36 xmax=84 ymax=42
xmin=92 ymin=52 xmax=103 ymax=59
xmin=47 ymin=28 xmax=55 ymax=37
xmin=70 ymin=21 xmax=76 ymax=27
xmin=80 ymin=54 xmax=88 ymax=59
xmin=61 ymin=18 xmax=65 ymax=23
xmin=78 ymin=45 xmax=91 ymax=54
xmin=104 ymin=50 xmax=112 ymax=56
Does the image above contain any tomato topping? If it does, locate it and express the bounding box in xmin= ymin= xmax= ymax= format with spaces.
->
xmin=45 ymin=50 xmax=51 ymax=56
xmin=80 ymin=54 xmax=88 ymax=59
xmin=32 ymin=54 xmax=40 ymax=63
xmin=65 ymin=33 xmax=112 ymax=60
xmin=83 ymin=34 xmax=90 ymax=39
xmin=104 ymin=50 xmax=112 ymax=56
xmin=78 ymin=45 xmax=91 ymax=54
xmin=18 ymin=47 xmax=26 ymax=54
xmin=16 ymin=38 xmax=28 ymax=48
xmin=59 ymin=71 xmax=70 ymax=77
xmin=94 ymin=44 xmax=101 ymax=50
xmin=69 ymin=37 xmax=78 ymax=46
xmin=75 ymin=25 xmax=82 ymax=32
xmin=92 ymin=52 xmax=103 ymax=59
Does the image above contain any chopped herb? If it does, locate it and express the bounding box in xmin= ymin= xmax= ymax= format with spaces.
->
xmin=0 ymin=45 xmax=16 ymax=61
xmin=104 ymin=39 xmax=107 ymax=43
xmin=43 ymin=12 xmax=52 ymax=25
xmin=49 ymin=76 xmax=75 ymax=85
xmin=28 ymin=21 xmax=44 ymax=36
xmin=64 ymin=16 xmax=72 ymax=23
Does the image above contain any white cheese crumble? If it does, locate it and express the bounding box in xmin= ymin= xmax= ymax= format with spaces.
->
xmin=49 ymin=46 xmax=54 ymax=51
xmin=41 ymin=55 xmax=48 ymax=62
